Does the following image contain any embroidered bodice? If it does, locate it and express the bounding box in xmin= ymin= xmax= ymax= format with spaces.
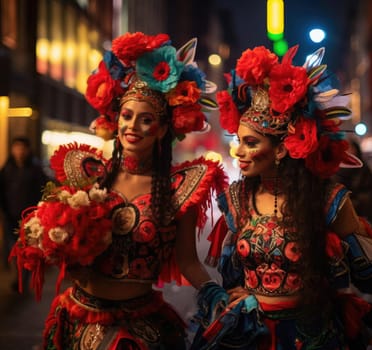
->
xmin=236 ymin=211 xmax=302 ymax=296
xmin=93 ymin=191 xmax=175 ymax=282
xmin=93 ymin=159 xmax=224 ymax=283
xmin=213 ymin=181 xmax=350 ymax=297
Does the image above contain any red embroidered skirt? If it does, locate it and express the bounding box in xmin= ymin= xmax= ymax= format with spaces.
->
xmin=43 ymin=285 xmax=186 ymax=350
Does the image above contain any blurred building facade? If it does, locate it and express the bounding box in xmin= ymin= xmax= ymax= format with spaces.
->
xmin=0 ymin=0 xmax=230 ymax=168
xmin=0 ymin=0 xmax=115 ymax=166
xmin=348 ymin=0 xmax=372 ymax=166
xmin=3 ymin=0 xmax=371 ymax=169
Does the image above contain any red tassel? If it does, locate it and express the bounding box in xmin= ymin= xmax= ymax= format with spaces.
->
xmin=55 ymin=261 xmax=66 ymax=295
xmin=205 ymin=216 xmax=229 ymax=267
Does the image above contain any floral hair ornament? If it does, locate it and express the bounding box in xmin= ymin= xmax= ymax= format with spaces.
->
xmin=217 ymin=45 xmax=363 ymax=178
xmin=85 ymin=32 xmax=218 ymax=141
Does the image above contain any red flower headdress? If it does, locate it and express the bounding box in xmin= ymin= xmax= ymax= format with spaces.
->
xmin=217 ymin=45 xmax=363 ymax=178
xmin=86 ymin=32 xmax=218 ymax=141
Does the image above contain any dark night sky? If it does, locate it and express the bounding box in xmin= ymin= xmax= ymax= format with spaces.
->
xmin=215 ymin=0 xmax=358 ymax=72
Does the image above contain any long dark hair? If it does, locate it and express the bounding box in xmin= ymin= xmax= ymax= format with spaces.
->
xmin=280 ymin=156 xmax=332 ymax=311
xmin=239 ymin=134 xmax=332 ymax=311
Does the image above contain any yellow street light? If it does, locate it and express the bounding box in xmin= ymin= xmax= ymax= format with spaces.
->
xmin=267 ymin=0 xmax=284 ymax=41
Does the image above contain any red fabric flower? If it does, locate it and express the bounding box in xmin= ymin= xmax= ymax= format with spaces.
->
xmin=91 ymin=115 xmax=117 ymax=141
xmin=167 ymin=81 xmax=201 ymax=106
xmin=284 ymin=242 xmax=301 ymax=262
xmin=269 ymin=63 xmax=309 ymax=113
xmin=216 ymin=90 xmax=241 ymax=134
xmin=305 ymin=136 xmax=349 ymax=178
xmin=172 ymin=104 xmax=205 ymax=134
xmin=93 ymin=115 xmax=117 ymax=133
xmin=236 ymin=46 xmax=278 ymax=85
xmin=112 ymin=32 xmax=169 ymax=66
xmin=284 ymin=272 xmax=302 ymax=291
xmin=237 ymin=238 xmax=250 ymax=257
xmin=19 ymin=187 xmax=113 ymax=267
xmin=85 ymin=61 xmax=123 ymax=114
xmin=260 ymin=264 xmax=285 ymax=292
xmin=153 ymin=61 xmax=170 ymax=81
xmin=284 ymin=117 xmax=318 ymax=159
xmin=134 ymin=221 xmax=156 ymax=242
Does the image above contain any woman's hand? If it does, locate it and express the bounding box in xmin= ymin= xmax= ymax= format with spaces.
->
xmin=226 ymin=286 xmax=250 ymax=310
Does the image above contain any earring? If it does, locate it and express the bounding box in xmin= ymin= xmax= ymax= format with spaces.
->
xmin=275 ymin=157 xmax=280 ymax=166
xmin=273 ymin=176 xmax=278 ymax=217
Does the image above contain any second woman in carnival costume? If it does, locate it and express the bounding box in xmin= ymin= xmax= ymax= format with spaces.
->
xmin=9 ymin=32 xmax=228 ymax=349
xmin=191 ymin=45 xmax=372 ymax=349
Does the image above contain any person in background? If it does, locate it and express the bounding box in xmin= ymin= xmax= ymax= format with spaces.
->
xmin=191 ymin=45 xmax=372 ymax=349
xmin=9 ymin=32 xmax=228 ymax=349
xmin=0 ymin=136 xmax=48 ymax=291
xmin=334 ymin=138 xmax=372 ymax=223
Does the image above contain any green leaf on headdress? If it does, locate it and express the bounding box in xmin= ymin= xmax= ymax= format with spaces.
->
xmin=324 ymin=106 xmax=352 ymax=118
xmin=308 ymin=64 xmax=327 ymax=83
xmin=200 ymin=96 xmax=219 ymax=110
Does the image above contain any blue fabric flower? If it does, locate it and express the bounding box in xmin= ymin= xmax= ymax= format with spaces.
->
xmin=103 ymin=51 xmax=128 ymax=80
xmin=180 ymin=65 xmax=206 ymax=90
xmin=136 ymin=46 xmax=184 ymax=93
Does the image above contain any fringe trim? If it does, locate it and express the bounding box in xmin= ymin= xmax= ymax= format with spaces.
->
xmin=50 ymin=142 xmax=106 ymax=184
xmin=171 ymin=157 xmax=228 ymax=235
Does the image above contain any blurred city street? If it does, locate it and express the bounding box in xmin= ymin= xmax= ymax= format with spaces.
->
xmin=0 ymin=263 xmax=59 ymax=349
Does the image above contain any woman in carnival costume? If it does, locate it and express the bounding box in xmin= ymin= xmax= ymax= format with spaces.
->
xmin=191 ymin=45 xmax=372 ymax=349
xmin=10 ymin=32 xmax=228 ymax=349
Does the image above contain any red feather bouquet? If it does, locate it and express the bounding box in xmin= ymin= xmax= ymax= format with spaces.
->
xmin=10 ymin=182 xmax=113 ymax=300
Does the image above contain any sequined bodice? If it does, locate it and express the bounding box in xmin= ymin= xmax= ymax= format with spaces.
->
xmin=93 ymin=192 xmax=176 ymax=282
xmin=236 ymin=213 xmax=302 ymax=296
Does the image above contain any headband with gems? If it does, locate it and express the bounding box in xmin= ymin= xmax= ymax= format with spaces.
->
xmin=120 ymin=80 xmax=167 ymax=118
xmin=217 ymin=45 xmax=363 ymax=178
xmin=239 ymin=87 xmax=291 ymax=135
xmin=85 ymin=32 xmax=218 ymax=141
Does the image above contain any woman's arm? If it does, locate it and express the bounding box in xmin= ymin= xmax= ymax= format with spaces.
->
xmin=331 ymin=195 xmax=366 ymax=237
xmin=175 ymin=206 xmax=211 ymax=290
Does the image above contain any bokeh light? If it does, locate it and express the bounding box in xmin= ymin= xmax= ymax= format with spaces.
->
xmin=309 ymin=28 xmax=326 ymax=43
xmin=208 ymin=54 xmax=222 ymax=66
xmin=355 ymin=122 xmax=367 ymax=136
